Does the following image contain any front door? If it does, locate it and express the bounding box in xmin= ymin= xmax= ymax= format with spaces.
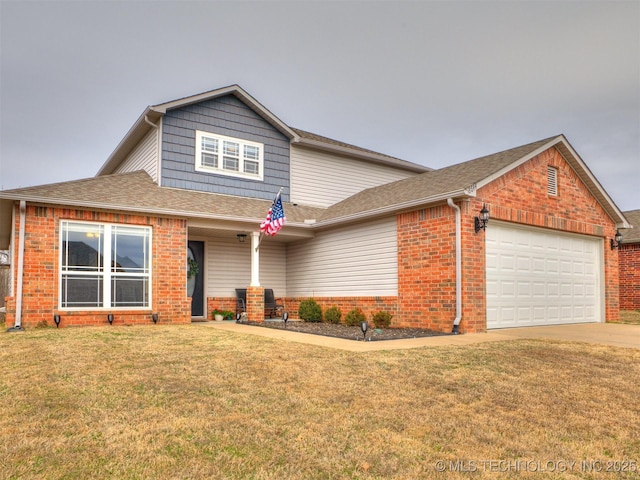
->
xmin=187 ymin=241 xmax=205 ymax=318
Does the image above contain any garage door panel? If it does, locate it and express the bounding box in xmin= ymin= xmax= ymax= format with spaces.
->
xmin=486 ymin=223 xmax=602 ymax=329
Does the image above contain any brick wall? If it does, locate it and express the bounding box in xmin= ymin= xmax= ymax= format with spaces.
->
xmin=395 ymin=147 xmax=620 ymax=334
xmin=619 ymin=243 xmax=640 ymax=310
xmin=4 ymin=204 xmax=191 ymax=328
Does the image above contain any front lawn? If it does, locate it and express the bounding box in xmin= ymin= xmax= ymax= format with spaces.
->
xmin=1 ymin=325 xmax=638 ymax=479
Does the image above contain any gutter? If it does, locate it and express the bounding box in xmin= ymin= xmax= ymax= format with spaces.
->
xmin=7 ymin=201 xmax=26 ymax=332
xmin=447 ymin=198 xmax=462 ymax=334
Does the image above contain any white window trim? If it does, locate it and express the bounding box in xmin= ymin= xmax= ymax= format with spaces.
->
xmin=59 ymin=220 xmax=153 ymax=310
xmin=195 ymin=130 xmax=264 ymax=181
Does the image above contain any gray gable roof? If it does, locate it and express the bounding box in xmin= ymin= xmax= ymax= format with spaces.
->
xmin=97 ymin=85 xmax=430 ymax=176
xmin=0 ymin=134 xmax=630 ymax=250
xmin=0 ymin=170 xmax=324 ymax=226
xmin=319 ymin=136 xmax=558 ymax=224
xmin=621 ymin=210 xmax=640 ymax=243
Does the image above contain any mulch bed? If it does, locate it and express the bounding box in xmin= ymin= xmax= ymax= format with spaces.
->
xmin=242 ymin=320 xmax=451 ymax=341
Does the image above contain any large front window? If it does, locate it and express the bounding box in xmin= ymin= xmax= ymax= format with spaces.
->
xmin=60 ymin=221 xmax=151 ymax=309
xmin=195 ymin=130 xmax=264 ymax=180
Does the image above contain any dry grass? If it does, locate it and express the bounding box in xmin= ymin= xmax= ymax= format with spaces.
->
xmin=1 ymin=325 xmax=639 ymax=479
xmin=619 ymin=310 xmax=640 ymax=325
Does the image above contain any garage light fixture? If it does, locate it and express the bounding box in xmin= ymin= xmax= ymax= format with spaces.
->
xmin=610 ymin=230 xmax=623 ymax=250
xmin=237 ymin=233 xmax=248 ymax=243
xmin=474 ymin=204 xmax=490 ymax=233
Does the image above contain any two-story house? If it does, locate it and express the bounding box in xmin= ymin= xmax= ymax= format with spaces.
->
xmin=0 ymin=85 xmax=630 ymax=332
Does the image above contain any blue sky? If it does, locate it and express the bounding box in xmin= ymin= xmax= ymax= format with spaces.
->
xmin=1 ymin=0 xmax=638 ymax=210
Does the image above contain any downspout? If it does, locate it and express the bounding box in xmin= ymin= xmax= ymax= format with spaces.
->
xmin=8 ymin=201 xmax=26 ymax=332
xmin=447 ymin=198 xmax=462 ymax=334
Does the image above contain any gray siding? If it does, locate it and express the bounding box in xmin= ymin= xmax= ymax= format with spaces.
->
xmin=161 ymin=95 xmax=290 ymax=201
xmin=290 ymin=145 xmax=418 ymax=207
xmin=286 ymin=217 xmax=398 ymax=296
xmin=114 ymin=127 xmax=159 ymax=181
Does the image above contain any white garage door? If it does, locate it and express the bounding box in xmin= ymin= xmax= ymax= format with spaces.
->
xmin=486 ymin=222 xmax=602 ymax=329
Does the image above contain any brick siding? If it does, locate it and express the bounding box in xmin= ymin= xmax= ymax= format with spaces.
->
xmin=4 ymin=204 xmax=191 ymax=328
xmin=619 ymin=243 xmax=640 ymax=310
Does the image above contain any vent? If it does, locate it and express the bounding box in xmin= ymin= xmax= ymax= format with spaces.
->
xmin=547 ymin=166 xmax=558 ymax=196
xmin=35 ymin=206 xmax=48 ymax=217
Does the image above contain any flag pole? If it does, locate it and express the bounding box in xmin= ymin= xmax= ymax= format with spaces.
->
xmin=256 ymin=187 xmax=284 ymax=251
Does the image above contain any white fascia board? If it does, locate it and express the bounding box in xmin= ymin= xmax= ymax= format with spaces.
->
xmin=0 ymin=193 xmax=316 ymax=230
xmin=316 ymin=190 xmax=472 ymax=228
xmin=294 ymin=138 xmax=431 ymax=173
xmin=152 ymin=85 xmax=299 ymax=141
xmin=474 ymin=136 xmax=564 ymax=191
xmin=555 ymin=137 xmax=631 ymax=229
xmin=96 ymin=107 xmax=161 ymax=176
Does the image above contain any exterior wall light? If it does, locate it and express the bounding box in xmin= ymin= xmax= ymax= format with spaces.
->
xmin=610 ymin=230 xmax=623 ymax=250
xmin=237 ymin=233 xmax=248 ymax=243
xmin=474 ymin=204 xmax=490 ymax=233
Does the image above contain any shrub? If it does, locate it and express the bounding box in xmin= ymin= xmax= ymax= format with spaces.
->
xmin=344 ymin=307 xmax=366 ymax=327
xmin=324 ymin=306 xmax=342 ymax=324
xmin=298 ymin=298 xmax=322 ymax=322
xmin=372 ymin=310 xmax=393 ymax=328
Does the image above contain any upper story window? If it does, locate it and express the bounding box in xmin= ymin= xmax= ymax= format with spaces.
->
xmin=195 ymin=130 xmax=264 ymax=180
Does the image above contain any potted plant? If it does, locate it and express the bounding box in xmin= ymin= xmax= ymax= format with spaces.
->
xmin=212 ymin=309 xmax=234 ymax=321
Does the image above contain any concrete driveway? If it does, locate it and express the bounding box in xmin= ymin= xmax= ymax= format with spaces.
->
xmin=206 ymin=321 xmax=639 ymax=352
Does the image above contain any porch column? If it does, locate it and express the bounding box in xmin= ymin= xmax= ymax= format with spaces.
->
xmin=250 ymin=231 xmax=260 ymax=287
xmin=247 ymin=286 xmax=264 ymax=323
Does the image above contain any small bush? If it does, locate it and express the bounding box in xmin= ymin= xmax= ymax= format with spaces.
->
xmin=324 ymin=306 xmax=342 ymax=324
xmin=372 ymin=311 xmax=393 ymax=328
xmin=298 ymin=298 xmax=322 ymax=322
xmin=344 ymin=307 xmax=366 ymax=327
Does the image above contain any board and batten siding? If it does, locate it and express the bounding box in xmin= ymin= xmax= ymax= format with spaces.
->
xmin=114 ymin=127 xmax=159 ymax=181
xmin=161 ymin=95 xmax=290 ymax=201
xmin=204 ymin=237 xmax=287 ymax=298
xmin=290 ymin=145 xmax=417 ymax=207
xmin=286 ymin=217 xmax=398 ymax=297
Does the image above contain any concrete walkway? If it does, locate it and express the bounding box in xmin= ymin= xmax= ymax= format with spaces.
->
xmin=204 ymin=321 xmax=640 ymax=352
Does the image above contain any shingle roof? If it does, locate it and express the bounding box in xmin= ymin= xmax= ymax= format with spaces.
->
xmin=0 ymin=171 xmax=325 ymax=225
xmin=319 ymin=136 xmax=556 ymax=223
xmin=291 ymin=128 xmax=430 ymax=172
xmin=0 ymin=135 xmax=629 ymax=235
xmin=621 ymin=210 xmax=640 ymax=243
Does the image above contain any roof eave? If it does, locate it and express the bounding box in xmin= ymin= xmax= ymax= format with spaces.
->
xmin=0 ymin=192 xmax=316 ymax=231
xmin=475 ymin=135 xmax=631 ymax=229
xmin=293 ymin=138 xmax=431 ymax=173
xmin=153 ymin=84 xmax=299 ymax=141
xmin=316 ymin=190 xmax=473 ymax=228
xmin=96 ymin=107 xmax=162 ymax=176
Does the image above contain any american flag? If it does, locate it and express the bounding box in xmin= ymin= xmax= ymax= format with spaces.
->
xmin=260 ymin=193 xmax=286 ymax=236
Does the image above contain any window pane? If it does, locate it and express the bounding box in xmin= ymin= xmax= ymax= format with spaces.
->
xmin=62 ymin=223 xmax=103 ymax=271
xmin=244 ymin=160 xmax=259 ymax=175
xmin=201 ymin=136 xmax=218 ymax=153
xmin=223 ymin=141 xmax=239 ymax=157
xmin=201 ymin=153 xmax=217 ymax=168
xmin=61 ymin=275 xmax=103 ymax=307
xmin=244 ymin=145 xmax=259 ymax=161
xmin=112 ymin=276 xmax=149 ymax=307
xmin=223 ymin=156 xmax=239 ymax=171
xmin=111 ymin=227 xmax=149 ymax=273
